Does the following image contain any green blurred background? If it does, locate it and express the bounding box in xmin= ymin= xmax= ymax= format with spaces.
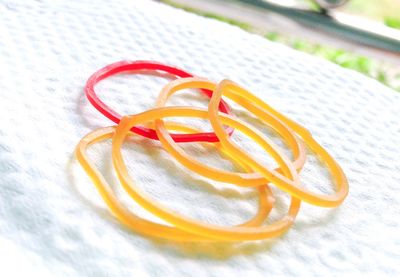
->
xmin=161 ymin=0 xmax=400 ymax=92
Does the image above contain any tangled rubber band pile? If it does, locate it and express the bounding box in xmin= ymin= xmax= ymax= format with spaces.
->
xmin=75 ymin=61 xmax=349 ymax=242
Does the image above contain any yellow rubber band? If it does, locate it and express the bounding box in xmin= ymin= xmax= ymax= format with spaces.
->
xmin=154 ymin=78 xmax=306 ymax=187
xmin=153 ymin=77 xmax=347 ymax=207
xmin=207 ymin=79 xmax=348 ymax=207
xmin=76 ymin=120 xmax=277 ymax=241
xmin=112 ymin=107 xmax=300 ymax=241
xmin=75 ymin=75 xmax=348 ymax=241
xmin=146 ymin=121 xmax=275 ymax=227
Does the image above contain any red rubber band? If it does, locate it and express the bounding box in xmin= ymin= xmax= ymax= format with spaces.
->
xmin=85 ymin=61 xmax=234 ymax=143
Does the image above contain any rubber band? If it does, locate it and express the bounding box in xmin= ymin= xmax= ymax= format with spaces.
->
xmin=154 ymin=78 xmax=306 ymax=187
xmin=76 ymin=63 xmax=349 ymax=242
xmin=208 ymin=79 xmax=349 ymax=207
xmin=112 ymin=107 xmax=300 ymax=241
xmin=152 ymin=77 xmax=348 ymax=207
xmin=85 ymin=60 xmax=234 ymax=143
xmin=75 ymin=121 xmax=276 ymax=242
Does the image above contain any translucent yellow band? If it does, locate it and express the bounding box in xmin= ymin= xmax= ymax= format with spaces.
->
xmin=155 ymin=77 xmax=347 ymax=207
xmin=208 ymin=79 xmax=348 ymax=207
xmin=154 ymin=78 xmax=306 ymax=187
xmin=75 ymin=76 xmax=348 ymax=242
xmin=76 ymin=120 xmax=277 ymax=241
xmin=112 ymin=107 xmax=299 ymax=241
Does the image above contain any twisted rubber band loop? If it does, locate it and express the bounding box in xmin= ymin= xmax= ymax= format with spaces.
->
xmin=208 ymin=79 xmax=349 ymax=207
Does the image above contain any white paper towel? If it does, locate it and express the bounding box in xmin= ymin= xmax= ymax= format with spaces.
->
xmin=0 ymin=0 xmax=399 ymax=275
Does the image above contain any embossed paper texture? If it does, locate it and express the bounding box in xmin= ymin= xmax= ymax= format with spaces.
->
xmin=0 ymin=0 xmax=399 ymax=276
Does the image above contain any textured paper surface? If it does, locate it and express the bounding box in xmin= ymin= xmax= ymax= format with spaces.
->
xmin=0 ymin=0 xmax=399 ymax=275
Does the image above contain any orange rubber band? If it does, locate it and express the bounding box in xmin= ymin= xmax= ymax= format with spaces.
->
xmin=208 ymin=79 xmax=349 ymax=207
xmin=146 ymin=121 xmax=275 ymax=227
xmin=75 ymin=73 xmax=348 ymax=242
xmin=112 ymin=107 xmax=300 ymax=241
xmin=153 ymin=77 xmax=347 ymax=207
xmin=76 ymin=120 xmax=276 ymax=241
xmin=154 ymin=79 xmax=306 ymax=187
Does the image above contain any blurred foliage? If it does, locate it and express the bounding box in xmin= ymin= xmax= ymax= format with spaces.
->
xmin=384 ymin=17 xmax=400 ymax=30
xmin=339 ymin=0 xmax=400 ymax=29
xmin=162 ymin=0 xmax=399 ymax=92
xmin=265 ymin=32 xmax=399 ymax=91
xmin=306 ymin=0 xmax=322 ymax=12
